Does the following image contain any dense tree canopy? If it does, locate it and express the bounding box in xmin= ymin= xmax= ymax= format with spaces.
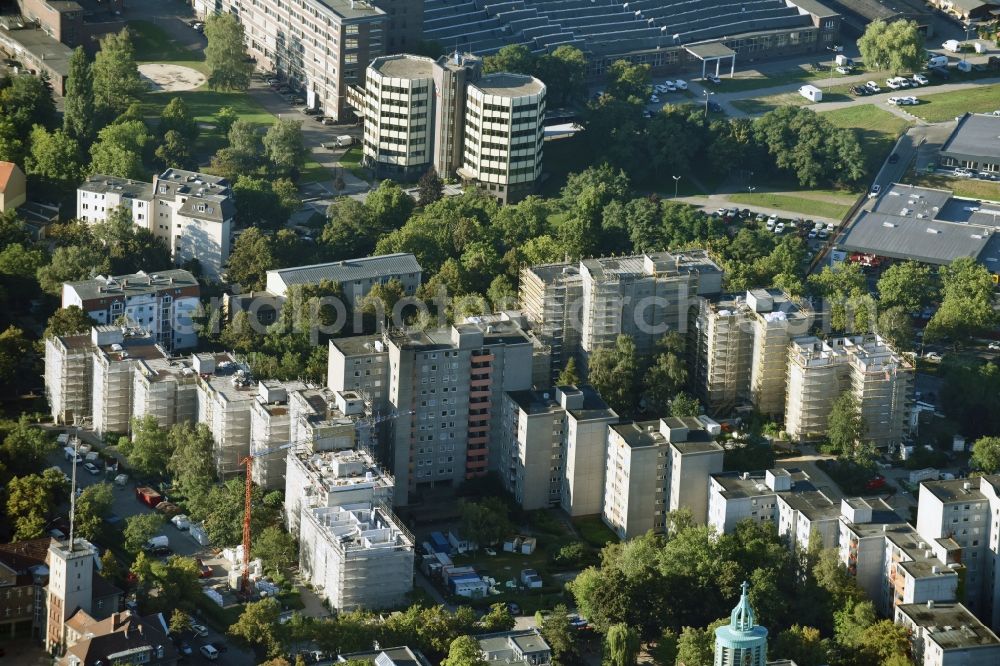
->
xmin=858 ymin=19 xmax=925 ymax=74
xmin=205 ymin=13 xmax=254 ymax=91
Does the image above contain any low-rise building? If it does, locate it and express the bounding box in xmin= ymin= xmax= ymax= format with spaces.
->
xmin=478 ymin=629 xmax=551 ymax=666
xmin=0 ymin=537 xmax=54 ymax=639
xmin=0 ymin=26 xmax=72 ymax=94
xmin=895 ymin=601 xmax=1000 ymax=666
xmin=297 ymin=502 xmax=413 ymax=611
xmin=62 ymin=270 xmax=200 ymax=352
xmin=337 ymin=646 xmax=433 ymax=666
xmin=265 ymin=253 xmax=422 ymax=308
xmin=60 ymin=610 xmax=177 ymax=666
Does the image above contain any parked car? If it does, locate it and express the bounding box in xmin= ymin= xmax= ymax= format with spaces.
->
xmin=818 ymin=229 xmax=829 ymax=239
xmin=301 ymin=107 xmax=320 ymax=115
xmin=807 ymin=230 xmax=817 ymax=239
xmin=887 ymin=96 xmax=902 ymax=105
xmin=900 ymin=96 xmax=918 ymax=105
xmin=835 ymin=66 xmax=851 ymax=75
xmin=988 ymin=342 xmax=1000 ymax=351
xmin=912 ymin=73 xmax=929 ymax=85
xmin=707 ymin=101 xmax=723 ymax=113
xmin=924 ymin=351 xmax=942 ymax=362
xmin=155 ymin=501 xmax=181 ymax=517
xmin=865 ymin=81 xmax=881 ymax=92
xmin=199 ymin=644 xmax=219 ymax=661
xmin=705 ymin=73 xmax=721 ymax=84
xmin=191 ymin=624 xmax=209 ymax=638
xmin=177 ymin=641 xmax=193 ymax=657
xmin=83 ymin=462 xmax=100 ymax=476
xmin=150 ymin=546 xmax=173 ymax=558
xmin=888 ymin=153 xmax=900 ymax=164
xmin=869 ymin=184 xmax=881 ymax=198
xmin=674 ymin=79 xmax=688 ymax=90
xmin=649 ymin=94 xmax=660 ymax=103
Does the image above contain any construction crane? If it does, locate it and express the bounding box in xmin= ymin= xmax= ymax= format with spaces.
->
xmin=239 ymin=442 xmax=295 ymax=597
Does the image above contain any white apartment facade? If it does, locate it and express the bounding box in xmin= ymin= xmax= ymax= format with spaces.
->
xmin=297 ymin=502 xmax=413 ymax=611
xmin=250 ymin=381 xmax=305 ymax=491
xmin=220 ymin=0 xmax=388 ymax=120
xmin=62 ymin=270 xmax=200 ymax=351
xmin=77 ymin=170 xmax=235 ymax=281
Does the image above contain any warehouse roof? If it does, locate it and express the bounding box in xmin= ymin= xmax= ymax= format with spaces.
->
xmin=940 ymin=113 xmax=1000 ymax=165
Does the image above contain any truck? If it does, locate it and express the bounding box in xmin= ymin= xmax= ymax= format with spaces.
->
xmin=942 ymin=40 xmax=962 ymax=53
xmin=798 ymin=85 xmax=822 ymax=102
xmin=135 ymin=486 xmax=163 ymax=508
xmin=834 ymin=54 xmax=853 ymax=67
xmin=909 ymin=468 xmax=939 ymax=484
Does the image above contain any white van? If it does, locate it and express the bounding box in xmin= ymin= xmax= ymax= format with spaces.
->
xmin=942 ymin=40 xmax=962 ymax=53
xmin=927 ymin=55 xmax=948 ymax=68
xmin=335 ymin=135 xmax=354 ymax=147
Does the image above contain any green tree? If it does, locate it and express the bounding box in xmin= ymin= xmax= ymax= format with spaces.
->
xmin=441 ymin=635 xmax=487 ymax=666
xmin=75 ymin=482 xmax=114 ymax=541
xmin=7 ymin=471 xmax=65 ymax=540
xmin=478 ymin=603 xmax=515 ymax=633
xmin=858 ymin=19 xmax=925 ymax=74
xmin=229 ymin=597 xmax=285 ymax=657
xmin=483 ymin=45 xmax=535 ymax=74
xmin=876 ymin=306 xmax=914 ymax=352
xmin=877 ymin=261 xmax=936 ymax=313
xmin=754 ymin=107 xmax=865 ymax=188
xmin=536 ymin=45 xmax=587 ymax=106
xmin=155 ymin=130 xmax=195 ymax=170
xmin=459 ymin=497 xmax=512 ymax=549
xmin=263 ymin=119 xmax=306 ymax=176
xmin=205 ymin=13 xmax=254 ymax=90
xmin=808 ymin=262 xmax=873 ymax=333
xmin=418 ymin=167 xmax=444 ymax=206
xmin=772 ymin=625 xmax=828 ymax=666
xmin=215 ymin=106 xmax=239 ymax=136
xmin=971 ymin=436 xmax=1000 ymax=474
xmin=644 ymin=332 xmax=688 ymax=416
xmin=123 ymin=513 xmax=165 ymax=554
xmin=100 ymin=550 xmax=123 ymax=587
xmin=167 ymin=422 xmax=215 ymax=514
xmin=827 ymin=391 xmax=868 ymax=461
xmin=25 ymin=126 xmax=85 ymax=199
xmin=675 ymin=620 xmax=728 ymax=666
xmin=159 ymin=97 xmax=198 ymax=140
xmin=557 ymin=357 xmax=580 ymax=386
xmin=169 ymin=609 xmax=193 ymax=636
xmin=366 ymin=179 xmax=416 ymax=233
xmin=252 ymin=525 xmax=297 ymax=574
xmin=605 ymin=623 xmax=640 ymax=666
xmin=2 ymin=416 xmax=58 ymax=475
xmin=540 ymin=605 xmax=578 ymax=666
xmin=0 ymin=118 xmax=25 ymax=165
xmin=63 ymin=46 xmax=95 ymax=145
xmin=92 ymin=29 xmax=144 ymax=119
xmin=233 ymin=176 xmax=291 ymax=229
xmin=322 ymin=197 xmax=375 ymax=259
xmin=89 ymin=120 xmax=152 ymax=180
xmin=37 ymin=245 xmax=109 ymax=295
xmin=925 ymin=257 xmax=997 ymax=344
xmin=604 ymin=60 xmax=651 ymax=101
xmin=588 ymin=335 xmax=640 ymax=418
xmin=202 ymin=478 xmax=279 ymax=545
xmin=119 ymin=415 xmax=172 ymax=478
xmin=0 ymin=327 xmax=35 ymax=395
xmin=227 ymin=227 xmax=276 ymax=291
xmin=0 ymin=74 xmax=57 ymax=138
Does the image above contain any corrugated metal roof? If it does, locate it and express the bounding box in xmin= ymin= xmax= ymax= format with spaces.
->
xmin=940 ymin=113 xmax=1000 ymax=165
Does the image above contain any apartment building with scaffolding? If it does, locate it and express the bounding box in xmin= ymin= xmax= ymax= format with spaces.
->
xmin=62 ymin=269 xmax=200 ymax=352
xmin=194 ymin=352 xmax=257 ymax=478
xmin=220 ymin=0 xmax=388 ymax=121
xmin=297 ymin=502 xmax=413 ymax=611
xmin=91 ymin=326 xmax=170 ymax=436
xmin=385 ymin=319 xmax=534 ymax=504
xmin=784 ymin=335 xmax=913 ymax=446
xmin=250 ymin=381 xmax=306 ymax=491
xmin=519 ymin=264 xmax=582 ymax=384
xmin=748 ymin=290 xmax=811 ymax=416
xmin=131 ymin=350 xmax=198 ymax=430
xmin=285 ymin=447 xmax=393 ymax=536
xmin=45 ymin=333 xmax=93 ymax=425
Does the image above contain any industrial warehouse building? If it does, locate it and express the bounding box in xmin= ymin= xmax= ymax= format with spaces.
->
xmin=939 ymin=113 xmax=1000 ymax=175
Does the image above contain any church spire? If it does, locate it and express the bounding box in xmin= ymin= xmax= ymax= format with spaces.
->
xmin=730 ymin=580 xmax=756 ymax=631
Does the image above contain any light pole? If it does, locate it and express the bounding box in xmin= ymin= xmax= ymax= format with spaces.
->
xmin=672 ymin=175 xmax=681 ymax=198
xmin=702 ymin=90 xmax=714 ymax=120
xmin=748 ymin=185 xmax=756 ymax=197
xmin=963 ymin=22 xmax=975 ymax=63
xmin=826 ymin=46 xmax=837 ymax=87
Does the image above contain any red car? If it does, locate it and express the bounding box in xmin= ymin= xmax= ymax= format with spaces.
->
xmin=196 ymin=558 xmax=212 ymax=579
xmin=865 ymin=475 xmax=887 ymax=491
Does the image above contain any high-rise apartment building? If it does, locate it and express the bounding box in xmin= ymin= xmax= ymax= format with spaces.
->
xmin=895 ymin=602 xmax=1000 ymax=666
xmin=559 ymin=385 xmax=619 ymax=517
xmin=131 ymin=354 xmax=198 ymax=430
xmin=194 ymin=352 xmax=257 ymax=478
xmin=357 ymin=52 xmax=544 ymax=202
xmin=220 ymin=0 xmax=388 ymax=120
xmin=91 ymin=327 xmax=170 ymax=436
xmin=519 ymin=264 xmax=582 ymax=383
xmin=250 ymin=381 xmax=305 ymax=491
xmin=785 ymin=335 xmax=913 ymax=446
xmin=45 ymin=333 xmax=93 ymax=426
xmin=77 ymin=170 xmax=235 ymax=280
xmin=62 ymin=270 xmax=200 ymax=351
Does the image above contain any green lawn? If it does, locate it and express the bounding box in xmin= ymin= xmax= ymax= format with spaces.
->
xmin=730 ymin=90 xmax=853 ymax=115
xmin=905 ymin=172 xmax=1000 ymax=201
xmin=727 ymin=192 xmax=852 ymax=219
xmin=705 ymin=64 xmax=868 ymax=94
xmin=821 ymin=104 xmax=911 ymax=178
xmin=130 ymin=20 xmax=207 ymax=70
xmin=908 ymin=83 xmax=1000 ymax=122
xmin=337 ymin=145 xmax=368 ymax=180
xmin=572 ymin=515 xmax=618 ymax=548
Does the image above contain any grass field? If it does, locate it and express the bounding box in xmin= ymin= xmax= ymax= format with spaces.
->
xmin=821 ymin=104 xmax=911 ymax=178
xmin=706 ymin=64 xmax=867 ymax=94
xmin=904 ymin=173 xmax=1000 ymax=201
xmin=727 ymin=192 xmax=852 ymax=219
xmin=908 ymin=83 xmax=1000 ymax=122
xmin=731 ymin=89 xmax=853 ymax=115
xmin=130 ymin=20 xmax=207 ymax=70
xmin=338 ymin=145 xmax=368 ymax=180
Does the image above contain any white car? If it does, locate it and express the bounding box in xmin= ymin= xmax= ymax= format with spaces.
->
xmin=887 ymin=96 xmax=902 ymax=105
xmin=900 ymin=96 xmax=918 ymax=106
xmin=869 ymin=184 xmax=881 ymax=198
xmin=664 ymin=82 xmax=677 ymax=92
xmin=912 ymin=73 xmax=929 ymax=85
xmin=199 ymin=645 xmax=219 ymax=661
xmin=766 ymin=217 xmax=777 ymax=229
xmin=924 ymin=352 xmax=942 ymax=362
xmin=835 ymin=66 xmax=851 ymax=75
xmin=774 ymin=223 xmax=785 ymax=234
xmin=885 ymin=78 xmax=903 ymax=90
xmin=988 ymin=342 xmax=1000 ymax=351
xmin=171 ymin=514 xmax=190 ymax=531
xmin=705 ymin=74 xmax=721 ymax=84
xmin=654 ymin=84 xmax=667 ymax=93
xmin=807 ymin=230 xmax=817 ymax=239
xmin=191 ymin=624 xmax=209 ymax=638
xmin=865 ymin=81 xmax=881 ymax=92
xmin=649 ymin=95 xmax=660 ymax=103
xmin=674 ymin=79 xmax=688 ymax=90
